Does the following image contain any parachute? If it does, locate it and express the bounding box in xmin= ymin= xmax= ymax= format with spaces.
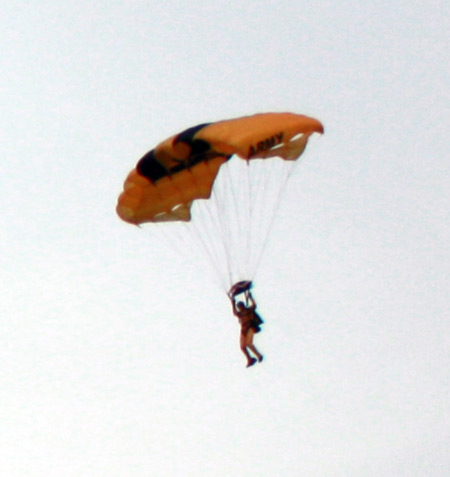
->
xmin=117 ymin=112 xmax=323 ymax=291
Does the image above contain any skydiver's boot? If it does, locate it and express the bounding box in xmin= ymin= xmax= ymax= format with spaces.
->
xmin=246 ymin=358 xmax=257 ymax=368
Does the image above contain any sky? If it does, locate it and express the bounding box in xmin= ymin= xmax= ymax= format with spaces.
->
xmin=1 ymin=0 xmax=450 ymax=475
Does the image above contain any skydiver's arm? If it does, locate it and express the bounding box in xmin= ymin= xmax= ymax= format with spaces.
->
xmin=229 ymin=295 xmax=239 ymax=316
xmin=246 ymin=291 xmax=256 ymax=310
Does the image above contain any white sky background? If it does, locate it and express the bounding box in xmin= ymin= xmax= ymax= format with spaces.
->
xmin=1 ymin=0 xmax=449 ymax=475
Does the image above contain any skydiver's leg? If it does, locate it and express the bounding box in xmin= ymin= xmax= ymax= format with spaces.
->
xmin=240 ymin=332 xmax=256 ymax=367
xmin=245 ymin=329 xmax=263 ymax=362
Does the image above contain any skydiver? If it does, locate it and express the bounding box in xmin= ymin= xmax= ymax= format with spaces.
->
xmin=229 ymin=289 xmax=264 ymax=367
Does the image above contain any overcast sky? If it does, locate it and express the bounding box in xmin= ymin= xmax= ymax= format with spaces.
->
xmin=2 ymin=1 xmax=450 ymax=476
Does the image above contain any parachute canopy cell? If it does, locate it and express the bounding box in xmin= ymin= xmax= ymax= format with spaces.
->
xmin=116 ymin=112 xmax=324 ymax=225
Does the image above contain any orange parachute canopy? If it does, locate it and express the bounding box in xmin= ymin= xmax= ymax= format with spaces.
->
xmin=117 ymin=112 xmax=323 ymax=224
